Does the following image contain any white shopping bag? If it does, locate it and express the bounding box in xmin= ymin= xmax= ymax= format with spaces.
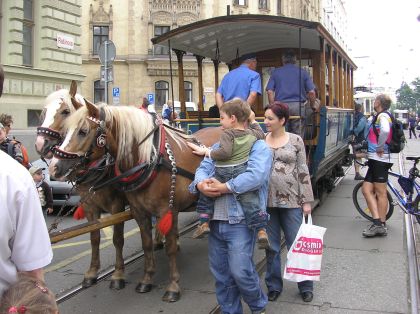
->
xmin=283 ymin=214 xmax=327 ymax=282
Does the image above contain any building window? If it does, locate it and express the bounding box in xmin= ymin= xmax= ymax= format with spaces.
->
xmin=153 ymin=26 xmax=170 ymax=55
xmin=94 ymin=80 xmax=105 ymax=103
xmin=155 ymin=81 xmax=169 ymax=110
xmin=93 ymin=26 xmax=109 ymax=55
xmin=259 ymin=0 xmax=268 ymax=9
xmin=277 ymin=0 xmax=281 ymax=15
xmin=234 ymin=0 xmax=247 ymax=6
xmin=184 ymin=81 xmax=192 ymax=102
xmin=23 ymin=0 xmax=34 ymax=66
xmin=27 ymin=109 xmax=42 ymax=127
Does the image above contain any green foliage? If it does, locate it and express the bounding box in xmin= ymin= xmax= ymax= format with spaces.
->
xmin=396 ymin=78 xmax=420 ymax=112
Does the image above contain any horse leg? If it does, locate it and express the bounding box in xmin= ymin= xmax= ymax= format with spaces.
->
xmin=109 ymin=221 xmax=125 ymax=290
xmin=162 ymin=213 xmax=181 ymax=302
xmin=83 ymin=206 xmax=100 ymax=287
xmin=153 ymin=228 xmax=164 ymax=251
xmin=132 ymin=210 xmax=155 ymax=293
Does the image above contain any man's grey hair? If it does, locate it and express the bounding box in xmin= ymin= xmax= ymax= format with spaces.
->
xmin=375 ymin=94 xmax=392 ymax=111
xmin=282 ymin=50 xmax=296 ymax=64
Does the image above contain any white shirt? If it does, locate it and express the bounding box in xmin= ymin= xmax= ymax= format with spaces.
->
xmin=0 ymin=151 xmax=53 ymax=295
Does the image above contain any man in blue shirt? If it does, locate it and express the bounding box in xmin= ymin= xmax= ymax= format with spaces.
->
xmin=189 ymin=140 xmax=272 ymax=314
xmin=216 ymin=53 xmax=261 ymax=108
xmin=266 ymin=50 xmax=316 ymax=136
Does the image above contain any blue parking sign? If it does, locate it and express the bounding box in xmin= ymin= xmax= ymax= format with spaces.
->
xmin=147 ymin=93 xmax=154 ymax=104
xmin=112 ymin=87 xmax=120 ymax=97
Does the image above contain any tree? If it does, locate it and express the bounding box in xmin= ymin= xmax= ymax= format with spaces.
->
xmin=396 ymin=78 xmax=420 ymax=112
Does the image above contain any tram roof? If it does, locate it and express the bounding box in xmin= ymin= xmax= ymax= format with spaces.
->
xmin=152 ymin=14 xmax=356 ymax=68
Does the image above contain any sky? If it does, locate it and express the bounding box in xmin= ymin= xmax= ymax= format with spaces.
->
xmin=345 ymin=0 xmax=420 ymax=90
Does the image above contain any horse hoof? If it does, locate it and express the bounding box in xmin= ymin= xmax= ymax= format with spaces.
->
xmin=135 ymin=283 xmax=153 ymax=293
xmin=109 ymin=279 xmax=125 ymax=290
xmin=154 ymin=242 xmax=164 ymax=251
xmin=82 ymin=277 xmax=97 ymax=288
xmin=162 ymin=291 xmax=180 ymax=302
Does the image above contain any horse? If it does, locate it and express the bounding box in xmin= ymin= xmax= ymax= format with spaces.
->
xmin=48 ymin=100 xmax=222 ymax=302
xmin=34 ymin=81 xmax=128 ymax=290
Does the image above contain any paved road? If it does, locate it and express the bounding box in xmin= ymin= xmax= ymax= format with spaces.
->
xmin=50 ymin=132 xmax=420 ymax=313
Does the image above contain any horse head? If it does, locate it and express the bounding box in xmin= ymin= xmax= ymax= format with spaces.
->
xmin=35 ymin=80 xmax=85 ymax=158
xmin=49 ymin=100 xmax=156 ymax=181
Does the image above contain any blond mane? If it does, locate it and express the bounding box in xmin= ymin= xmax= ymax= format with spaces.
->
xmin=66 ymin=105 xmax=156 ymax=168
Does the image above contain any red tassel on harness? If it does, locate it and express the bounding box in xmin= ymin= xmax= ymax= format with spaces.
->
xmin=73 ymin=205 xmax=85 ymax=220
xmin=157 ymin=211 xmax=173 ymax=235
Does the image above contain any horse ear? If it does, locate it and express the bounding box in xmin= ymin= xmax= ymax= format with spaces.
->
xmin=84 ymin=97 xmax=95 ymax=107
xmin=71 ymin=97 xmax=83 ymax=110
xmin=69 ymin=80 xmax=77 ymax=97
xmin=85 ymin=98 xmax=100 ymax=119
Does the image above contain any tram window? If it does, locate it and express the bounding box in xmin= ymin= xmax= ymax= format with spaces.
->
xmin=184 ymin=81 xmax=192 ymax=102
xmin=154 ymin=26 xmax=170 ymax=55
xmin=155 ymin=81 xmax=169 ymax=111
xmin=93 ymin=26 xmax=109 ymax=55
xmin=27 ymin=109 xmax=42 ymax=127
xmin=94 ymin=80 xmax=105 ymax=103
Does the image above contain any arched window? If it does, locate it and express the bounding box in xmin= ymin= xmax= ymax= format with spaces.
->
xmin=184 ymin=81 xmax=192 ymax=102
xmin=155 ymin=80 xmax=169 ymax=111
xmin=94 ymin=80 xmax=105 ymax=103
xmin=93 ymin=26 xmax=109 ymax=55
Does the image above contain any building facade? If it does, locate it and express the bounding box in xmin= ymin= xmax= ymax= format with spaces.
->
xmin=321 ymin=0 xmax=347 ymax=51
xmin=0 ymin=0 xmax=84 ymax=128
xmin=81 ymin=0 xmax=321 ymax=112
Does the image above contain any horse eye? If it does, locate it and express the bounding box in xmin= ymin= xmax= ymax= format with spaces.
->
xmin=78 ymin=129 xmax=87 ymax=137
xmin=61 ymin=109 xmax=70 ymax=115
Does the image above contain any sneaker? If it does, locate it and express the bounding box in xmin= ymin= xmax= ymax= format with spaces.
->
xmin=354 ymin=173 xmax=364 ymax=180
xmin=362 ymin=223 xmax=387 ymax=237
xmin=257 ymin=229 xmax=271 ymax=250
xmin=192 ymin=222 xmax=210 ymax=239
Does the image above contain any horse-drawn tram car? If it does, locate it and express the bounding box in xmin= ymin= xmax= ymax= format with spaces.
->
xmin=41 ymin=14 xmax=357 ymax=312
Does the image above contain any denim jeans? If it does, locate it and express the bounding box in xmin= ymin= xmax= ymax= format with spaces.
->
xmin=209 ymin=221 xmax=267 ymax=314
xmin=197 ymin=163 xmax=267 ymax=229
xmin=265 ymin=207 xmax=313 ymax=294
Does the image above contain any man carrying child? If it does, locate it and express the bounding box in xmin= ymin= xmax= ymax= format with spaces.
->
xmin=188 ymin=98 xmax=270 ymax=249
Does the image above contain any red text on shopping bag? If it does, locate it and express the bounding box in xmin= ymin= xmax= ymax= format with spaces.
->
xmin=292 ymin=237 xmax=323 ymax=255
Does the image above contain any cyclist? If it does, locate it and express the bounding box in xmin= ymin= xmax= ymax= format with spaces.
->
xmin=361 ymin=94 xmax=393 ymax=237
xmin=352 ymin=102 xmax=368 ymax=180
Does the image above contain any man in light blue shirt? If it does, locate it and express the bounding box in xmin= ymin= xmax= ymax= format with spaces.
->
xmin=216 ymin=53 xmax=262 ymax=108
xmin=189 ymin=140 xmax=272 ymax=314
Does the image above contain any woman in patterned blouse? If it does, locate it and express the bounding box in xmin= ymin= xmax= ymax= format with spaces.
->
xmin=263 ymin=101 xmax=315 ymax=303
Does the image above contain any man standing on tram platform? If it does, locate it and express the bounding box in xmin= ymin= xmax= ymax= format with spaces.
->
xmin=216 ymin=53 xmax=262 ymax=109
xmin=266 ymin=49 xmax=316 ymax=136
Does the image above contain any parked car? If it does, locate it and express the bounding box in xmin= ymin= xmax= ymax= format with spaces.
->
xmin=31 ymin=159 xmax=80 ymax=208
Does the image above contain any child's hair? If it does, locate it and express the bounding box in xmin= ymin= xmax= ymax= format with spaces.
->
xmin=220 ymin=98 xmax=251 ymax=123
xmin=0 ymin=274 xmax=58 ymax=314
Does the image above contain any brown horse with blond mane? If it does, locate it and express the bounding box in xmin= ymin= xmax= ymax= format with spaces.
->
xmin=48 ymin=100 xmax=222 ymax=302
xmin=35 ymin=82 xmax=128 ymax=290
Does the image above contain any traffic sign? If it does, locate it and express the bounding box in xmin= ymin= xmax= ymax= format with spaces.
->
xmin=98 ymin=40 xmax=116 ymax=66
xmin=100 ymin=65 xmax=113 ymax=82
xmin=112 ymin=87 xmax=120 ymax=97
xmin=147 ymin=93 xmax=154 ymax=104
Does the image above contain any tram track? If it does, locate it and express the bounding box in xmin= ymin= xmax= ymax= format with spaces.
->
xmin=56 ymin=166 xmax=352 ymax=310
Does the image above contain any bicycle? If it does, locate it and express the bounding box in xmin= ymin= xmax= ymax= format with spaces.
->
xmin=352 ymin=156 xmax=420 ymax=223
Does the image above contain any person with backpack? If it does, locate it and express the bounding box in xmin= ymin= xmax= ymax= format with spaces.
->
xmin=0 ymin=122 xmax=26 ymax=167
xmin=361 ymin=94 xmax=396 ymax=237
xmin=352 ymin=103 xmax=368 ymax=180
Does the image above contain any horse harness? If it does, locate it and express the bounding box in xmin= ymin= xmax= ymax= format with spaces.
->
xmin=52 ymin=108 xmax=196 ymax=197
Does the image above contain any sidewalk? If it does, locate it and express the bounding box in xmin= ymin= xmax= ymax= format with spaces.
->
xmin=262 ymin=137 xmax=420 ymax=313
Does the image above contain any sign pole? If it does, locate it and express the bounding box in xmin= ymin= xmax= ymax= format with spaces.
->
xmin=104 ymin=41 xmax=108 ymax=105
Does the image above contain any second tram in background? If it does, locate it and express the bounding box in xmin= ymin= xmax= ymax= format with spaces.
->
xmin=152 ymin=14 xmax=357 ymax=202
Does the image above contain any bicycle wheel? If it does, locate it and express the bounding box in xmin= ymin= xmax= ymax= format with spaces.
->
xmin=352 ymin=181 xmax=394 ymax=222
